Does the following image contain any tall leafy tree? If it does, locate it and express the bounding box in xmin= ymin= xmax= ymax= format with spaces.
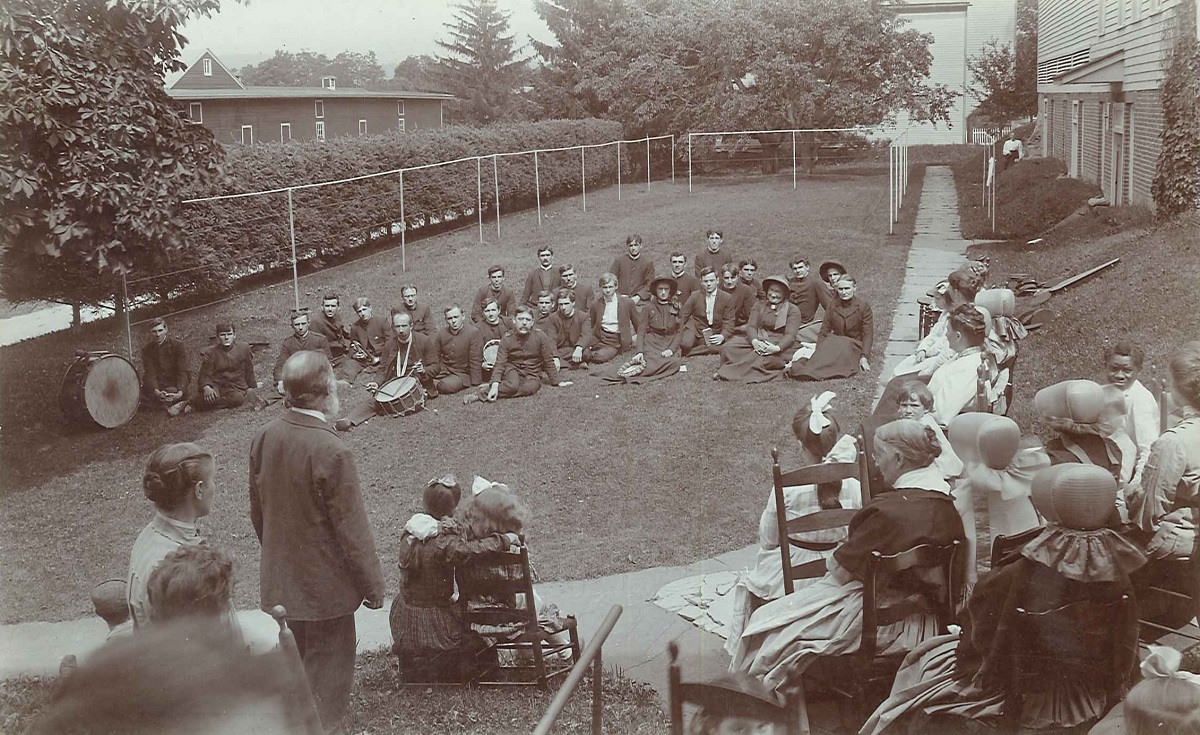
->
xmin=530 ymin=0 xmax=624 ymax=119
xmin=966 ymin=0 xmax=1038 ymax=122
xmin=436 ymin=0 xmax=530 ymax=124
xmin=0 ymin=0 xmax=225 ymax=315
xmin=577 ymin=0 xmax=956 ymax=140
xmin=384 ymin=55 xmax=445 ymax=92
xmin=239 ymin=49 xmax=386 ymax=89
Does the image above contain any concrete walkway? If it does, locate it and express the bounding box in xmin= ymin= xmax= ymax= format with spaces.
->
xmin=876 ymin=166 xmax=974 ymax=393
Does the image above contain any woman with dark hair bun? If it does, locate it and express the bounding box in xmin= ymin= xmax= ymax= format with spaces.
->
xmin=127 ymin=442 xmax=218 ymax=629
xmin=926 ymin=304 xmax=994 ymax=424
xmin=729 ymin=420 xmax=966 ymax=692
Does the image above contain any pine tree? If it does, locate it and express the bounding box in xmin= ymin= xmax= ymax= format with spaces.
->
xmin=530 ymin=0 xmax=623 ymax=118
xmin=436 ymin=0 xmax=529 ymax=124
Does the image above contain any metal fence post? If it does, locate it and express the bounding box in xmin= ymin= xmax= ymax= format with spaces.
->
xmin=476 ymin=157 xmax=483 ymax=244
xmin=492 ymin=154 xmax=501 ymax=241
xmin=534 ymin=150 xmax=542 ymax=226
xmin=670 ymin=136 xmax=676 ymax=183
xmin=581 ymin=146 xmax=587 ymax=212
xmin=398 ymin=172 xmax=406 ymax=271
xmin=617 ymin=142 xmax=622 ymax=201
xmin=687 ymin=134 xmax=693 ymax=193
xmin=121 ymin=272 xmax=132 ymax=359
xmin=592 ymin=648 xmax=603 ymax=735
xmin=791 ymin=130 xmax=797 ymax=190
xmin=645 ymin=137 xmax=651 ymax=192
xmin=286 ymin=188 xmax=300 ymax=307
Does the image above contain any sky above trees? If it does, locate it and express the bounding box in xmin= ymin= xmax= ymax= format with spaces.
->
xmin=172 ymin=0 xmax=552 ymax=82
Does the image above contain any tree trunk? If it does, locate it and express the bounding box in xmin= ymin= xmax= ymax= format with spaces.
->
xmin=71 ymin=302 xmax=81 ymax=332
xmin=798 ymin=132 xmax=818 ymax=175
xmin=756 ymin=133 xmax=784 ymax=174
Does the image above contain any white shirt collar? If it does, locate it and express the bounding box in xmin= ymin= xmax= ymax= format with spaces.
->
xmin=291 ymin=407 xmax=328 ymax=422
xmin=891 ymin=465 xmax=951 ymax=495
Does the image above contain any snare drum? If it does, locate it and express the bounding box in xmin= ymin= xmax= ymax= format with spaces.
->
xmin=374 ymin=376 xmax=426 ymax=417
xmin=481 ymin=339 xmax=501 ymax=371
xmin=60 ymin=352 xmax=141 ymax=428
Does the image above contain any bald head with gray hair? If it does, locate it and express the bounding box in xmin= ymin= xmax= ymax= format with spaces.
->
xmin=281 ymin=351 xmax=337 ymax=415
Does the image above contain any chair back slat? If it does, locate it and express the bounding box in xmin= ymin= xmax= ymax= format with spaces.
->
xmin=989 ymin=526 xmax=1044 ymax=569
xmin=777 ymin=461 xmax=860 ymax=489
xmin=785 ymin=508 xmax=859 ymax=535
xmin=861 ymin=541 xmax=961 ymax=660
xmin=773 ymin=440 xmax=864 ymax=596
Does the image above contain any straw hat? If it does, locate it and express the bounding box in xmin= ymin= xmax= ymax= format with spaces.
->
xmin=1035 ymin=380 xmax=1126 ymax=436
xmin=650 ymin=275 xmax=677 ymax=296
xmin=679 ymin=671 xmax=788 ymax=722
xmin=818 ymin=260 xmax=847 ymax=283
xmin=761 ymin=275 xmax=791 ymax=299
xmin=1030 ymin=464 xmax=1117 ymax=530
xmin=975 ymin=288 xmax=1016 ymax=317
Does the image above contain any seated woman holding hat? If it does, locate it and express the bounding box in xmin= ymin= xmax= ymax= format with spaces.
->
xmin=729 ymin=419 xmax=966 ymax=692
xmin=599 ymin=275 xmax=683 ymax=385
xmin=889 ymin=266 xmax=986 ymax=382
xmin=715 ymin=276 xmax=803 ymax=383
xmin=724 ymin=392 xmax=865 ymax=653
xmin=860 ymin=463 xmax=1146 ymax=735
xmin=789 ymin=274 xmax=874 ymax=381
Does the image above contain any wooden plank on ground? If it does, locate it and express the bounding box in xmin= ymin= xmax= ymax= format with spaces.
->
xmin=1048 ymin=258 xmax=1120 ymax=293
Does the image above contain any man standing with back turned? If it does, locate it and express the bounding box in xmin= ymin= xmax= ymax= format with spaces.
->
xmin=249 ymin=352 xmax=386 ymax=735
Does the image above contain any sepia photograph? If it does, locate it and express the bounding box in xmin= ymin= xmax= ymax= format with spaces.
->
xmin=1 ymin=0 xmax=1198 ymax=732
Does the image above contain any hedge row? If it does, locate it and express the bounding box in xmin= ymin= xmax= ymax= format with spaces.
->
xmin=157 ymin=119 xmax=663 ymax=303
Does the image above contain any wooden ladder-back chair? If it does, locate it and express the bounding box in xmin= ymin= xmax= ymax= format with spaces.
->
xmin=1005 ymin=595 xmax=1136 ymax=732
xmin=805 ymin=540 xmax=963 ymax=726
xmin=668 ymin=641 xmax=804 ymax=735
xmin=457 ymin=544 xmax=581 ymax=689
xmin=772 ymin=434 xmax=871 ymax=597
xmin=1137 ymin=378 xmax=1200 ymax=645
xmin=975 ymin=356 xmax=1016 ymax=416
xmin=989 ymin=526 xmax=1045 ymax=570
xmin=917 ymin=300 xmax=939 ymax=341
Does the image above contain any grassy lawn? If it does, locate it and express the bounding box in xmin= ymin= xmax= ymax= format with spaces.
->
xmin=0 ymin=650 xmax=670 ymax=734
xmin=968 ymin=212 xmax=1200 ymax=434
xmin=0 ymin=168 xmax=912 ymax=624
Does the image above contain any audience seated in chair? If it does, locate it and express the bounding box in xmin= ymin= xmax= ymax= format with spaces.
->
xmin=1037 ymin=379 xmax=1139 ymax=486
xmin=388 ymin=476 xmax=521 ymax=683
xmin=724 ymin=392 xmax=866 ymax=654
xmin=1087 ymin=645 xmax=1200 ymax=735
xmin=728 ymin=419 xmax=966 ymax=693
xmin=1125 ymin=340 xmax=1200 ymax=634
xmin=860 ymin=464 xmax=1146 ymax=735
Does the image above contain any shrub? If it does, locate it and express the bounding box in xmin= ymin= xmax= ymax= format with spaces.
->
xmin=158 ymin=119 xmax=630 ymax=305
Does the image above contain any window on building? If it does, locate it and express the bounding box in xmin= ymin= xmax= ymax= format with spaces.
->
xmin=240 ymin=125 xmax=253 ymax=145
xmin=280 ymin=123 xmax=291 ymax=143
xmin=189 ymin=102 xmax=202 ymax=122
xmin=359 ymin=119 xmax=367 ymax=135
xmin=202 ymin=58 xmax=212 ymax=76
xmin=398 ymin=117 xmax=406 ymax=133
xmin=397 ymin=100 xmax=406 ymax=117
xmin=314 ymin=100 xmax=324 ymax=119
xmin=316 ymin=121 xmax=326 ymax=141
xmin=321 ymin=76 xmax=336 ymax=90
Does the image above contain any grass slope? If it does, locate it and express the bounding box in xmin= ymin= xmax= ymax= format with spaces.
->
xmin=0 ymin=170 xmax=908 ymax=624
xmin=969 ymin=213 xmax=1200 ymax=434
xmin=953 ymin=153 xmax=1103 ymax=240
xmin=0 ymin=652 xmax=670 ymax=734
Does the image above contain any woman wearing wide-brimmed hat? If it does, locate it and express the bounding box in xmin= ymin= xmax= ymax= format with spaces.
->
xmin=789 ymin=274 xmax=874 ymax=381
xmin=859 ymin=464 xmax=1146 ymax=735
xmin=1037 ymin=379 xmax=1138 ymax=486
xmin=715 ymin=276 xmax=803 ymax=383
xmin=599 ymin=275 xmax=683 ymax=385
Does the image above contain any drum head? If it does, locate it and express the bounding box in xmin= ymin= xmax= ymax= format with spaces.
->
xmin=85 ymin=355 xmax=140 ymax=428
xmin=374 ymin=377 xmax=407 ymax=402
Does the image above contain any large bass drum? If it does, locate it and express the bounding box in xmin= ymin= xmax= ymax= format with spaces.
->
xmin=60 ymin=351 xmax=141 ymax=429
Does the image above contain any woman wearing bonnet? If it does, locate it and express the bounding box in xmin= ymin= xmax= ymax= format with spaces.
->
xmin=859 ymin=464 xmax=1147 ymax=735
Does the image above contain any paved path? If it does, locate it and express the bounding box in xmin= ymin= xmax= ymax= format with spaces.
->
xmin=875 ymin=166 xmax=974 ymax=394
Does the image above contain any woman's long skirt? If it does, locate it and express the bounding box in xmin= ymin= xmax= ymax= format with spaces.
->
xmin=789 ymin=334 xmax=863 ymax=381
xmin=716 ymin=336 xmax=788 ymax=383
